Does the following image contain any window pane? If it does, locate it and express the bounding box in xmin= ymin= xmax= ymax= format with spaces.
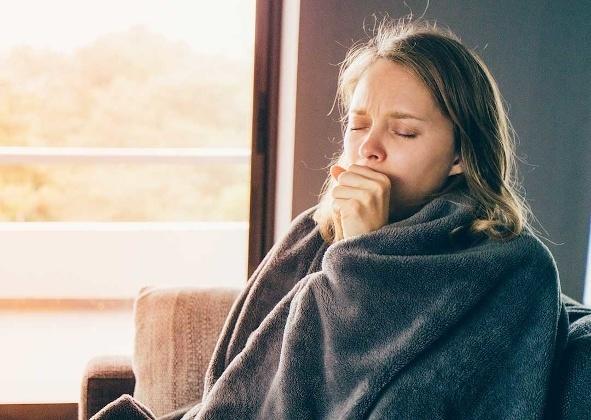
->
xmin=0 ymin=308 xmax=134 ymax=403
xmin=0 ymin=0 xmax=257 ymax=405
xmin=0 ymin=0 xmax=254 ymax=148
xmin=0 ymin=163 xmax=250 ymax=221
xmin=0 ymin=222 xmax=248 ymax=298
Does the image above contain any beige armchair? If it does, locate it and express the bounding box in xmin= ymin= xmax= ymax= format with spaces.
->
xmin=80 ymin=286 xmax=591 ymax=420
xmin=79 ymin=286 xmax=241 ymax=420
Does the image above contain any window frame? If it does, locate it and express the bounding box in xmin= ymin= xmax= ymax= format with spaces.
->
xmin=0 ymin=0 xmax=281 ymax=411
xmin=248 ymin=0 xmax=282 ymax=278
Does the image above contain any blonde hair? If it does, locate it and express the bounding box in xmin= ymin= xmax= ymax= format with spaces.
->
xmin=313 ymin=15 xmax=544 ymax=244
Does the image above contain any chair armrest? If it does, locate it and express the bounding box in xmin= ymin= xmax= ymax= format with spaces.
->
xmin=79 ymin=354 xmax=135 ymax=420
xmin=132 ymin=286 xmax=241 ymax=417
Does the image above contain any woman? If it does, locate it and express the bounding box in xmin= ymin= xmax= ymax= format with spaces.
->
xmin=92 ymin=16 xmax=568 ymax=420
xmin=316 ymin=17 xmax=535 ymax=243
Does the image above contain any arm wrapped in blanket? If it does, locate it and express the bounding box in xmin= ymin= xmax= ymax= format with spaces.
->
xmin=191 ymin=192 xmax=565 ymax=420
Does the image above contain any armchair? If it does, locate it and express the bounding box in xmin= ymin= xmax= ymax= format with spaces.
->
xmin=79 ymin=286 xmax=241 ymax=420
xmin=79 ymin=287 xmax=591 ymax=419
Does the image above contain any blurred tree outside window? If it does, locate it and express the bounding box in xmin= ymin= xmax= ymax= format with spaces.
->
xmin=0 ymin=0 xmax=256 ymax=404
xmin=0 ymin=9 xmax=254 ymax=222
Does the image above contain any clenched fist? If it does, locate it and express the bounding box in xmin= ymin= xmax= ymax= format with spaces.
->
xmin=330 ymin=164 xmax=391 ymax=241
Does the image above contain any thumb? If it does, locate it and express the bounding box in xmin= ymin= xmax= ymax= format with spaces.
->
xmin=332 ymin=207 xmax=344 ymax=241
xmin=330 ymin=165 xmax=346 ymax=181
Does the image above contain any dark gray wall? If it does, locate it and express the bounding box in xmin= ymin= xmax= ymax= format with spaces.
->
xmin=290 ymin=0 xmax=591 ymax=301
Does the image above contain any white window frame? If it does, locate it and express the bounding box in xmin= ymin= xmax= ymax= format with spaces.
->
xmin=0 ymin=146 xmax=251 ymax=303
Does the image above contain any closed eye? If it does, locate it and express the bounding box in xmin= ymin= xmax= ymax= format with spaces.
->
xmin=349 ymin=126 xmax=416 ymax=138
xmin=396 ymin=132 xmax=417 ymax=138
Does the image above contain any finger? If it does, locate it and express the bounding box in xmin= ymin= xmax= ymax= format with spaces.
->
xmin=331 ymin=184 xmax=372 ymax=203
xmin=332 ymin=196 xmax=363 ymax=217
xmin=330 ymin=165 xmax=346 ymax=181
xmin=332 ymin=171 xmax=390 ymax=199
xmin=333 ymin=171 xmax=383 ymax=191
xmin=332 ymin=207 xmax=344 ymax=241
xmin=345 ymin=164 xmax=391 ymax=185
xmin=331 ymin=164 xmax=390 ymax=192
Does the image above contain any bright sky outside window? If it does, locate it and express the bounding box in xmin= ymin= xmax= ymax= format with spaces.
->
xmin=0 ymin=0 xmax=256 ymax=403
xmin=0 ymin=0 xmax=255 ymax=222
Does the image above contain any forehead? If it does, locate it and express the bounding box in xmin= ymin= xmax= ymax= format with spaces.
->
xmin=349 ymin=58 xmax=437 ymax=118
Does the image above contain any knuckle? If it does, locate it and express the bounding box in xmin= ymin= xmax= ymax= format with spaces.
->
xmin=362 ymin=190 xmax=372 ymax=203
xmin=376 ymin=179 xmax=389 ymax=193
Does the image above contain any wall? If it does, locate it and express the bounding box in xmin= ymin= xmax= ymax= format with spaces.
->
xmin=281 ymin=0 xmax=591 ymax=301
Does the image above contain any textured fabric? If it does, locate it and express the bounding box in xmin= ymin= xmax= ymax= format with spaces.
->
xmin=159 ymin=402 xmax=204 ymax=420
xmin=90 ymin=394 xmax=156 ymax=420
xmin=89 ymin=190 xmax=591 ymax=419
xmin=183 ymin=191 xmax=568 ymax=419
xmin=547 ymin=296 xmax=591 ymax=419
xmin=562 ymin=293 xmax=591 ymax=323
xmin=79 ymin=355 xmax=135 ymax=420
xmin=131 ymin=286 xmax=240 ymax=417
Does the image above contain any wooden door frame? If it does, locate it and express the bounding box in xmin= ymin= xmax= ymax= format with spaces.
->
xmin=248 ymin=0 xmax=283 ymax=278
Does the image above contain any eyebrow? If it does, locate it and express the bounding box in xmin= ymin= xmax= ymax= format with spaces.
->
xmin=349 ymin=108 xmax=427 ymax=122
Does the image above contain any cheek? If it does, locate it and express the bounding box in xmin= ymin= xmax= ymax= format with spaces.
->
xmin=342 ymin=136 xmax=358 ymax=164
xmin=343 ymin=133 xmax=354 ymax=153
xmin=388 ymin=149 xmax=449 ymax=195
xmin=409 ymin=158 xmax=451 ymax=194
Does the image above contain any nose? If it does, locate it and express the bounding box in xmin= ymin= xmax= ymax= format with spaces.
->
xmin=358 ymin=129 xmax=386 ymax=162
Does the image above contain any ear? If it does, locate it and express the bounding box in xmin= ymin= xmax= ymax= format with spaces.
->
xmin=448 ymin=154 xmax=463 ymax=176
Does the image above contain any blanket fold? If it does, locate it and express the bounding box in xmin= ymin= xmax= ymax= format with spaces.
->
xmin=186 ymin=191 xmax=565 ymax=419
xmin=90 ymin=190 xmax=567 ymax=420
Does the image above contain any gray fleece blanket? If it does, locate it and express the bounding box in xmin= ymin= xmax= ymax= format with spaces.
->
xmin=93 ymin=191 xmax=567 ymax=419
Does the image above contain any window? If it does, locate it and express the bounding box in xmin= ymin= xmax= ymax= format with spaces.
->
xmin=0 ymin=0 xmax=267 ymax=405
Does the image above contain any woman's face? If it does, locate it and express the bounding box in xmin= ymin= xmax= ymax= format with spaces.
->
xmin=343 ymin=58 xmax=463 ymax=222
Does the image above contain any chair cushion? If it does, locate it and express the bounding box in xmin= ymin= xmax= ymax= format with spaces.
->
xmin=131 ymin=286 xmax=240 ymax=417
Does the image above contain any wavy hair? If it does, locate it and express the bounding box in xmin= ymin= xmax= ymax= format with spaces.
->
xmin=313 ymin=15 xmax=544 ymax=244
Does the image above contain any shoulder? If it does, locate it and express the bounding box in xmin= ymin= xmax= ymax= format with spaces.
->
xmin=291 ymin=203 xmax=320 ymax=226
xmin=270 ymin=204 xmax=322 ymax=253
xmin=441 ymin=191 xmax=557 ymax=273
xmin=511 ymin=228 xmax=556 ymax=267
xmin=477 ymin=228 xmax=559 ymax=281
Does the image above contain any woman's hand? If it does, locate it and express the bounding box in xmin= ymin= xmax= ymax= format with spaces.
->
xmin=330 ymin=164 xmax=391 ymax=241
